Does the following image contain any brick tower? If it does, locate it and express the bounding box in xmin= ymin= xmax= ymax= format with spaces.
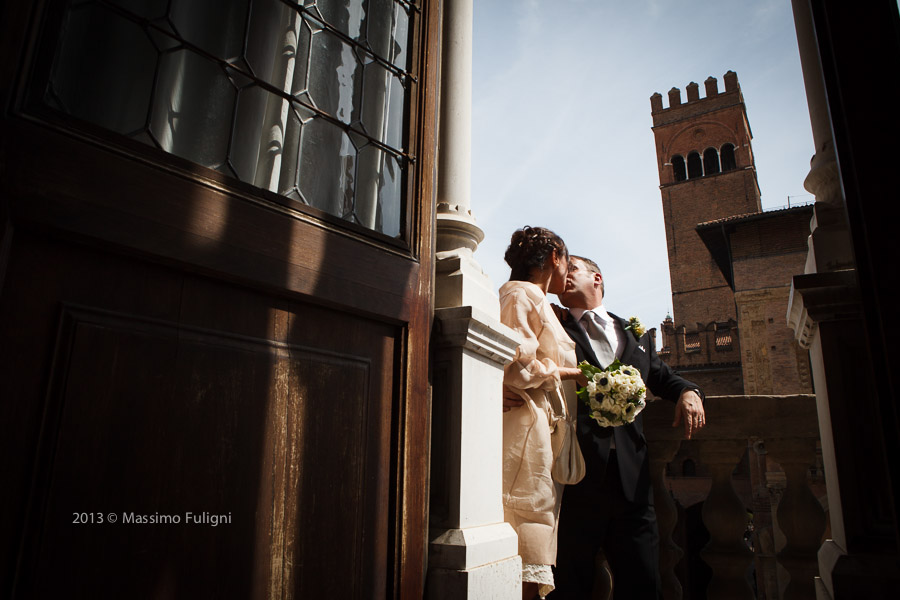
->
xmin=650 ymin=71 xmax=761 ymax=394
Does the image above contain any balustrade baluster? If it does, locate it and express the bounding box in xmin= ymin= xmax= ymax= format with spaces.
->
xmin=650 ymin=439 xmax=684 ymax=600
xmin=699 ymin=440 xmax=755 ymax=600
xmin=643 ymin=395 xmax=820 ymax=598
xmin=766 ymin=438 xmax=825 ymax=600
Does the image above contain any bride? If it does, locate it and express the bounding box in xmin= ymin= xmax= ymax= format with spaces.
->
xmin=499 ymin=226 xmax=587 ymax=599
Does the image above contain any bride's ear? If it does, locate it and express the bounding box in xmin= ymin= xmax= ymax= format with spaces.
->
xmin=552 ymin=248 xmax=562 ymax=267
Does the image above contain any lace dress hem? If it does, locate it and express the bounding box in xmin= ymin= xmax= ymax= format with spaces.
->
xmin=522 ymin=563 xmax=554 ymax=598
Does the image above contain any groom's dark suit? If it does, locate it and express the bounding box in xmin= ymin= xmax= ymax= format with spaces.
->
xmin=553 ymin=309 xmax=702 ymax=600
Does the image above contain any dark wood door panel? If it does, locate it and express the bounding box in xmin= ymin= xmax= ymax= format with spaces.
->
xmin=1 ymin=0 xmax=439 ymax=595
xmin=27 ymin=307 xmax=268 ymax=599
xmin=4 ymin=232 xmax=399 ymax=599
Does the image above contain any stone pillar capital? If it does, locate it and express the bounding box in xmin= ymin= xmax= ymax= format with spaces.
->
xmin=433 ymin=305 xmax=518 ymax=365
xmin=788 ymin=269 xmax=861 ymax=347
xmin=435 ymin=207 xmax=484 ymax=254
xmin=803 ymin=142 xmax=840 ymax=206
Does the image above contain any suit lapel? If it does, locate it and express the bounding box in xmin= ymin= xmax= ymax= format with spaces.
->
xmin=611 ymin=312 xmax=638 ymax=366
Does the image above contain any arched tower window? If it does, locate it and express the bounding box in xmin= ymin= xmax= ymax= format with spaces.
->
xmin=720 ymin=143 xmax=736 ymax=171
xmin=672 ymin=155 xmax=686 ymax=181
xmin=687 ymin=151 xmax=703 ymax=179
xmin=703 ymin=148 xmax=720 ymax=175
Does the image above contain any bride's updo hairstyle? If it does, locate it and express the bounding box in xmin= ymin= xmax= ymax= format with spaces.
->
xmin=504 ymin=226 xmax=568 ymax=282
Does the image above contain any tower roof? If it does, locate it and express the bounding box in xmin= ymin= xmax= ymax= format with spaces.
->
xmin=695 ymin=203 xmax=815 ymax=288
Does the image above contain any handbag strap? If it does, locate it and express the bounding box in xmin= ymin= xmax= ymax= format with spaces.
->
xmin=548 ymin=386 xmax=569 ymax=422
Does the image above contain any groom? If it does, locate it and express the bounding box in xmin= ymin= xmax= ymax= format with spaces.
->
xmin=552 ymin=255 xmax=705 ymax=599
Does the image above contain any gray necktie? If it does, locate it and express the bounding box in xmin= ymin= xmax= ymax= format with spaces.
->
xmin=582 ymin=311 xmax=616 ymax=368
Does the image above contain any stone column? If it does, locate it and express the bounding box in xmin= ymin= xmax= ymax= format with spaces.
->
xmin=786 ymin=3 xmax=885 ymax=600
xmin=433 ymin=0 xmax=498 ymax=316
xmin=426 ymin=0 xmax=521 ymax=597
xmin=786 ymin=273 xmax=899 ymax=600
xmin=788 ymin=0 xmax=852 ymax=278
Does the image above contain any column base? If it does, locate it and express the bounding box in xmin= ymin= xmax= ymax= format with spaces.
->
xmin=426 ymin=523 xmax=521 ymax=600
xmin=429 ymin=522 xmax=519 ymax=571
xmin=435 ymin=251 xmax=499 ymax=319
xmin=426 ymin=555 xmax=522 ymax=600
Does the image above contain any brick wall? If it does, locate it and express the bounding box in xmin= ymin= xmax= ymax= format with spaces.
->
xmin=730 ymin=209 xmax=814 ymax=394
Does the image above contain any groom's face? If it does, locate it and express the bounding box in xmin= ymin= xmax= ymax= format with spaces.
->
xmin=558 ymin=258 xmax=602 ymax=308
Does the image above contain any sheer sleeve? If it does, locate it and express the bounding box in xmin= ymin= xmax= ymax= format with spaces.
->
xmin=500 ymin=288 xmax=561 ymax=391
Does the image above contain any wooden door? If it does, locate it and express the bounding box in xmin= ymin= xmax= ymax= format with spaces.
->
xmin=0 ymin=1 xmax=439 ymax=597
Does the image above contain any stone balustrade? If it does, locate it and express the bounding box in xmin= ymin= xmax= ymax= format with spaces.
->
xmin=642 ymin=395 xmax=824 ymax=600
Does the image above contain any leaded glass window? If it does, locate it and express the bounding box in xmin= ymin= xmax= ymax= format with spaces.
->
xmin=42 ymin=0 xmax=414 ymax=237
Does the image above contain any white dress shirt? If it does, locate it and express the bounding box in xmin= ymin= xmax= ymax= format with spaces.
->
xmin=570 ymin=305 xmax=625 ymax=361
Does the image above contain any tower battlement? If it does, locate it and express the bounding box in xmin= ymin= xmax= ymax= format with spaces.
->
xmin=650 ymin=71 xmax=744 ymax=127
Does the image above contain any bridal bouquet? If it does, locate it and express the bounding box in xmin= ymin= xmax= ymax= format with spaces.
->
xmin=577 ymin=360 xmax=647 ymax=427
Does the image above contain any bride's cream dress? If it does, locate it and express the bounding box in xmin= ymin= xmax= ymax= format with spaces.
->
xmin=499 ymin=280 xmax=578 ymax=597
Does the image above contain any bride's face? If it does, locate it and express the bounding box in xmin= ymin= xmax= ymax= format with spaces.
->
xmin=547 ymin=249 xmax=568 ymax=295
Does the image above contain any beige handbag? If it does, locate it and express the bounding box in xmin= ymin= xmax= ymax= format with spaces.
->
xmin=548 ymin=388 xmax=586 ymax=485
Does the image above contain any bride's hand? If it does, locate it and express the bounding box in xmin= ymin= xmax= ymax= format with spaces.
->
xmin=502 ymin=385 xmax=525 ymax=412
xmin=560 ymin=367 xmax=588 ymax=387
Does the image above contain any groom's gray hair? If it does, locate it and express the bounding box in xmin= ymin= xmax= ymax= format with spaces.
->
xmin=570 ymin=255 xmax=605 ymax=297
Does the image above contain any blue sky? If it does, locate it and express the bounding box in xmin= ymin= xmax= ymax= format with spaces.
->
xmin=470 ymin=0 xmax=815 ymax=345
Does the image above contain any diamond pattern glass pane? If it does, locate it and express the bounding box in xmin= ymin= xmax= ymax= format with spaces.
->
xmin=149 ymin=50 xmax=236 ymax=170
xmin=108 ymin=0 xmax=168 ymax=20
xmin=367 ymin=0 xmax=409 ymax=69
xmin=357 ymin=145 xmax=402 ymax=236
xmin=230 ymin=84 xmax=269 ymax=183
xmin=43 ymin=0 xmax=412 ymax=238
xmin=296 ymin=117 xmax=356 ymax=219
xmin=170 ymin=0 xmax=249 ymax=62
xmin=361 ymin=59 xmax=404 ymax=148
xmin=307 ymin=26 xmax=363 ymax=125
xmin=313 ymin=0 xmax=366 ymax=42
xmin=47 ymin=3 xmax=157 ymax=134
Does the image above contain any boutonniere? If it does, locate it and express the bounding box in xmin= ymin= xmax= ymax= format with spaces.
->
xmin=624 ymin=316 xmax=646 ymax=340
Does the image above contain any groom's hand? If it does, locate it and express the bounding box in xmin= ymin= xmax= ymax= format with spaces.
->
xmin=673 ymin=389 xmax=705 ymax=439
xmin=503 ymin=386 xmax=525 ymax=412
